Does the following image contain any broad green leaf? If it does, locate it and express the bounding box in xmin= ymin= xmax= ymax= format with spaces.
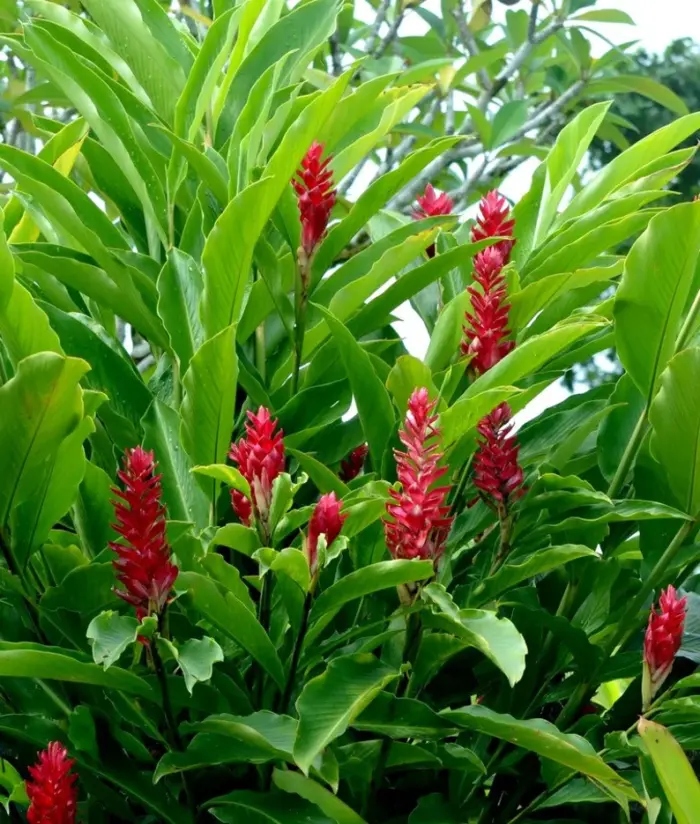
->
xmin=157 ymin=250 xmax=204 ymax=371
xmin=177 ymin=637 xmax=225 ymax=694
xmin=287 ymin=449 xmax=349 ymax=498
xmin=444 ymin=706 xmax=639 ymax=803
xmin=586 ymin=76 xmax=688 ymax=117
xmin=192 ymin=464 xmax=251 ymax=497
xmin=386 ymin=356 xmax=438 ymax=416
xmin=422 ymin=584 xmax=527 ymax=687
xmin=533 ymin=102 xmax=610 ymax=247
xmin=615 ymin=202 xmax=700 ymax=403
xmin=441 ymin=387 xmax=522 ymax=448
xmin=294 ymin=653 xmax=398 ymax=774
xmin=181 ymin=325 xmax=238 ymax=513
xmin=490 ymin=99 xmax=528 ymax=148
xmin=353 ymin=692 xmax=458 ymax=739
xmin=597 ymin=373 xmax=645 ymax=483
xmin=86 ymin=611 xmax=139 ymax=669
xmin=573 ymin=9 xmax=635 ymax=23
xmin=649 ymin=348 xmax=700 ymax=516
xmin=0 ymin=644 xmax=154 ymax=699
xmin=211 ymin=792 xmax=334 ymax=824
xmin=273 ymin=769 xmax=368 ymax=824
xmin=638 ymin=718 xmax=700 ymax=824
xmin=178 ymin=571 xmax=285 ymax=689
xmin=314 ymin=305 xmax=395 ymax=471
xmin=0 ymin=353 xmax=88 ymax=528
xmin=471 ymin=545 xmax=596 ymax=605
xmin=212 ymin=524 xmax=262 ymax=557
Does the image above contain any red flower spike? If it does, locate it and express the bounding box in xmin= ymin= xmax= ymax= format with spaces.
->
xmin=461 ymin=245 xmax=514 ymax=375
xmin=643 ymin=585 xmax=687 ymax=706
xmin=306 ymin=492 xmax=347 ymax=576
xmin=414 ymin=184 xmax=454 ymax=258
xmin=26 ymin=742 xmax=78 ymax=824
xmin=340 ymin=444 xmax=369 ymax=482
xmin=229 ymin=407 xmax=285 ymax=530
xmin=231 ymin=489 xmax=252 ymax=528
xmin=293 ymin=141 xmax=336 ymax=257
xmin=471 ymin=189 xmax=515 ymax=263
xmin=384 ymin=388 xmax=453 ymax=562
xmin=472 ymin=403 xmax=525 ymax=510
xmin=110 ymin=447 xmax=178 ymax=621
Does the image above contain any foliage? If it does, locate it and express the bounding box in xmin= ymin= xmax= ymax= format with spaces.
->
xmin=0 ymin=1 xmax=698 ymax=823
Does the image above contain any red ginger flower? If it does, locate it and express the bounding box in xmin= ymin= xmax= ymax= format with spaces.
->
xmin=461 ymin=245 xmax=514 ymax=375
xmin=26 ymin=742 xmax=78 ymax=824
xmin=643 ymin=585 xmax=687 ymax=708
xmin=472 ymin=403 xmax=525 ymax=510
xmin=111 ymin=447 xmax=178 ymax=621
xmin=340 ymin=444 xmax=368 ymax=482
xmin=229 ymin=407 xmax=285 ymax=531
xmin=471 ymin=189 xmax=515 ymax=263
xmin=306 ymin=492 xmax=347 ymax=576
xmin=384 ymin=388 xmax=453 ymax=561
xmin=293 ymin=141 xmax=336 ymax=257
xmin=414 ymin=184 xmax=453 ymax=258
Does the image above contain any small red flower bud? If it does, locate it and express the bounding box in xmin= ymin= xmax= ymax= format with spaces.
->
xmin=229 ymin=407 xmax=285 ymax=531
xmin=26 ymin=742 xmax=78 ymax=824
xmin=643 ymin=585 xmax=687 ymax=707
xmin=111 ymin=447 xmax=178 ymax=621
xmin=306 ymin=492 xmax=347 ymax=576
xmin=471 ymin=190 xmax=515 ymax=263
xmin=231 ymin=489 xmax=252 ymax=528
xmin=461 ymin=245 xmax=514 ymax=375
xmin=293 ymin=141 xmax=336 ymax=257
xmin=413 ymin=184 xmax=454 ymax=258
xmin=340 ymin=444 xmax=368 ymax=482
xmin=384 ymin=388 xmax=453 ymax=562
xmin=472 ymin=403 xmax=525 ymax=510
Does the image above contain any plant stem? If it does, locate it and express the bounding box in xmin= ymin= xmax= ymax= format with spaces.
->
xmin=489 ymin=510 xmax=513 ymax=575
xmin=292 ymin=257 xmax=310 ymax=394
xmin=606 ymin=409 xmax=648 ymax=499
xmin=151 ymin=639 xmax=182 ymax=751
xmin=279 ymin=591 xmax=312 ymax=714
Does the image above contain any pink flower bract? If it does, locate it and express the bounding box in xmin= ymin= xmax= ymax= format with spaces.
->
xmin=293 ymin=141 xmax=336 ymax=257
xmin=384 ymin=388 xmax=453 ymax=561
xmin=644 ymin=585 xmax=687 ymax=699
xmin=340 ymin=444 xmax=368 ymax=482
xmin=472 ymin=403 xmax=525 ymax=510
xmin=414 ymin=184 xmax=454 ymax=258
xmin=26 ymin=742 xmax=78 ymax=824
xmin=306 ymin=492 xmax=347 ymax=575
xmin=111 ymin=447 xmax=178 ymax=621
xmin=471 ymin=190 xmax=515 ymax=263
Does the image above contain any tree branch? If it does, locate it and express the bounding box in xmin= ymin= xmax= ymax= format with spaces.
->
xmin=452 ymin=0 xmax=492 ymax=92
xmin=329 ymin=32 xmax=342 ymax=77
xmin=373 ymin=5 xmax=406 ymax=59
xmin=366 ymin=0 xmax=392 ymax=55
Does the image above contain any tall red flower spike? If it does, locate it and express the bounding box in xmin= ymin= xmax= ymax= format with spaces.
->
xmin=293 ymin=141 xmax=336 ymax=258
xmin=111 ymin=447 xmax=178 ymax=621
xmin=26 ymin=742 xmax=78 ymax=824
xmin=414 ymin=184 xmax=454 ymax=258
xmin=643 ymin=585 xmax=687 ymax=707
xmin=340 ymin=444 xmax=369 ymax=482
xmin=471 ymin=189 xmax=515 ymax=263
xmin=384 ymin=388 xmax=453 ymax=562
xmin=461 ymin=245 xmax=514 ymax=375
xmin=229 ymin=407 xmax=285 ymax=532
xmin=306 ymin=492 xmax=347 ymax=576
xmin=472 ymin=403 xmax=525 ymax=511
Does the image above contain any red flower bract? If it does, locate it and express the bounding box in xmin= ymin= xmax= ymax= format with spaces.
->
xmin=644 ymin=585 xmax=687 ymax=699
xmin=306 ymin=492 xmax=347 ymax=575
xmin=384 ymin=388 xmax=453 ymax=561
xmin=293 ymin=141 xmax=336 ymax=257
xmin=471 ymin=189 xmax=515 ymax=263
xmin=461 ymin=245 xmax=514 ymax=375
xmin=26 ymin=742 xmax=78 ymax=824
xmin=229 ymin=406 xmax=285 ymax=531
xmin=111 ymin=447 xmax=178 ymax=621
xmin=414 ymin=184 xmax=453 ymax=258
xmin=340 ymin=444 xmax=368 ymax=482
xmin=472 ymin=403 xmax=525 ymax=510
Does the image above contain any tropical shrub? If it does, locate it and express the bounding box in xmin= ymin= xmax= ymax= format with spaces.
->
xmin=0 ymin=2 xmax=699 ymax=823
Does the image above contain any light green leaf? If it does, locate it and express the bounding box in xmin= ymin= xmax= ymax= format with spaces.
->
xmin=156 ymin=250 xmax=204 ymax=372
xmin=212 ymin=524 xmax=261 ymax=557
xmin=441 ymin=387 xmax=522 ymax=448
xmin=87 ymin=610 xmax=140 ymax=670
xmin=287 ymin=449 xmax=349 ymax=498
xmin=425 ymin=290 xmax=472 ymax=372
xmin=294 ymin=654 xmax=398 ymax=775
xmin=273 ymin=768 xmax=368 ymax=824
xmin=586 ymin=76 xmax=688 ymax=117
xmin=177 ymin=637 xmax=225 ymax=694
xmin=386 ymin=356 xmax=438 ymax=416
xmin=490 ymin=100 xmax=528 ymax=148
xmin=192 ymin=464 xmax=251 ymax=497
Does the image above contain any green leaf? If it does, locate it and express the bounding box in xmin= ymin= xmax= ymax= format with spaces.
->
xmin=192 ymin=464 xmax=251 ymax=497
xmin=178 ymin=571 xmax=285 ymax=689
xmin=0 ymin=644 xmax=154 ymax=699
xmin=211 ymin=791 xmax=334 ymax=824
xmin=471 ymin=545 xmax=596 ymax=605
xmin=614 ymin=202 xmax=700 ymax=403
xmin=422 ymin=584 xmax=527 ymax=687
xmin=573 ymin=9 xmax=635 ymax=23
xmin=156 ymin=249 xmax=204 ymax=372
xmin=273 ymin=769 xmax=368 ymax=824
xmin=586 ymin=76 xmax=688 ymax=117
xmin=314 ymin=305 xmax=395 ymax=471
xmin=142 ymin=400 xmax=210 ymax=530
xmin=212 ymin=524 xmax=261 ymax=557
xmin=490 ymin=100 xmax=528 ymax=148
xmin=353 ymin=692 xmax=458 ymax=739
xmin=444 ymin=706 xmax=639 ymax=803
xmin=294 ymin=653 xmax=398 ymax=775
xmin=181 ymin=325 xmax=238 ymax=512
xmin=597 ymin=374 xmax=646 ymax=483
xmin=440 ymin=387 xmax=522 ymax=448
xmin=638 ymin=718 xmax=700 ymax=824
xmin=287 ymin=449 xmax=349 ymax=498
xmin=0 ymin=353 xmax=88 ymax=528
xmin=177 ymin=637 xmax=225 ymax=694
xmin=86 ymin=610 xmax=139 ymax=669
xmin=649 ymin=348 xmax=700 ymax=516
xmin=386 ymin=356 xmax=438 ymax=416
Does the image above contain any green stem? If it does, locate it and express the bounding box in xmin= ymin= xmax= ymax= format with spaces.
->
xmin=151 ymin=638 xmax=182 ymax=751
xmin=279 ymin=592 xmax=313 ymax=714
xmin=292 ymin=257 xmax=310 ymax=394
xmin=606 ymin=410 xmax=648 ymax=499
xmin=255 ymin=572 xmax=273 ymax=708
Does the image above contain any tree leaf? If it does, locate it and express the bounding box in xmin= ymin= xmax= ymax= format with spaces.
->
xmin=586 ymin=76 xmax=688 ymax=117
xmin=294 ymin=653 xmax=398 ymax=775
